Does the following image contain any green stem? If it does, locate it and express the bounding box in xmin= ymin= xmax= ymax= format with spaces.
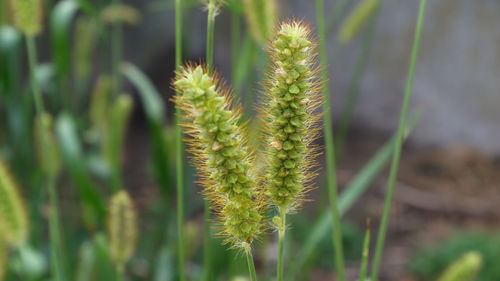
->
xmin=202 ymin=200 xmax=211 ymax=281
xmin=244 ymin=244 xmax=258 ymax=281
xmin=175 ymin=1 xmax=186 ymax=281
xmin=358 ymin=222 xmax=371 ymax=281
xmin=315 ymin=1 xmax=346 ymax=281
xmin=370 ymin=1 xmax=427 ymax=280
xmin=116 ymin=263 xmax=125 ymax=281
xmin=206 ymin=0 xmax=216 ymax=70
xmin=202 ymin=2 xmax=216 ymax=280
xmin=27 ymin=35 xmax=66 ymax=281
xmin=111 ymin=0 xmax=123 ymax=95
xmin=335 ymin=4 xmax=381 ymax=161
xmin=48 ymin=174 xmax=66 ymax=281
xmin=276 ymin=209 xmax=286 ymax=281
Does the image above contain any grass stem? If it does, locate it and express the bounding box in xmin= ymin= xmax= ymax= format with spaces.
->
xmin=315 ymin=1 xmax=346 ymax=280
xmin=203 ymin=1 xmax=217 ymax=280
xmin=175 ymin=0 xmax=186 ymax=281
xmin=244 ymin=244 xmax=258 ymax=281
xmin=370 ymin=1 xmax=427 ymax=280
xmin=27 ymin=35 xmax=66 ymax=281
xmin=111 ymin=0 xmax=123 ymax=95
xmin=276 ymin=209 xmax=286 ymax=281
xmin=335 ymin=4 xmax=381 ymax=160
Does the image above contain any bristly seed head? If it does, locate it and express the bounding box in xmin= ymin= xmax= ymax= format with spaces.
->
xmin=261 ymin=20 xmax=323 ymax=213
xmin=173 ymin=65 xmax=264 ymax=248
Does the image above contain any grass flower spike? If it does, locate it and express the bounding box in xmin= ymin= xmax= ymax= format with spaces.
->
xmin=173 ymin=65 xmax=263 ymax=248
xmin=8 ymin=0 xmax=44 ymax=36
xmin=263 ymin=21 xmax=322 ymax=212
xmin=0 ymin=159 xmax=29 ymax=247
xmin=108 ymin=190 xmax=138 ymax=266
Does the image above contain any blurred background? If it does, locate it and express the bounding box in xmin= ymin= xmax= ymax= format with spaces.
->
xmin=1 ymin=0 xmax=500 ymax=280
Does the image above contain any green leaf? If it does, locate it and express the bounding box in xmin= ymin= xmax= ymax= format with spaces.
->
xmin=51 ymin=0 xmax=80 ymax=78
xmin=121 ymin=62 xmax=173 ymax=196
xmin=55 ymin=113 xmax=105 ymax=230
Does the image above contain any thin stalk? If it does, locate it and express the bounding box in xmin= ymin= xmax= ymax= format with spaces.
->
xmin=358 ymin=221 xmax=371 ymax=281
xmin=111 ymin=0 xmax=123 ymax=95
xmin=335 ymin=4 xmax=381 ymax=160
xmin=203 ymin=2 xmax=216 ymax=280
xmin=276 ymin=209 xmax=286 ymax=281
xmin=206 ymin=0 xmax=216 ymax=69
xmin=27 ymin=36 xmax=66 ymax=281
xmin=244 ymin=244 xmax=258 ymax=281
xmin=48 ymin=175 xmax=65 ymax=281
xmin=315 ymin=1 xmax=346 ymax=281
xmin=370 ymin=1 xmax=427 ymax=280
xmin=116 ymin=264 xmax=124 ymax=281
xmin=175 ymin=1 xmax=186 ymax=281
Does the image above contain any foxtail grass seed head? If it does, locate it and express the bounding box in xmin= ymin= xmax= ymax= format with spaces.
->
xmin=107 ymin=190 xmax=138 ymax=265
xmin=243 ymin=0 xmax=276 ymax=44
xmin=338 ymin=0 xmax=379 ymax=44
xmin=8 ymin=0 xmax=44 ymax=36
xmin=0 ymin=159 xmax=29 ymax=247
xmin=34 ymin=113 xmax=61 ymax=179
xmin=437 ymin=251 xmax=482 ymax=281
xmin=89 ymin=75 xmax=113 ymax=142
xmin=100 ymin=4 xmax=141 ymax=26
xmin=173 ymin=65 xmax=263 ymax=247
xmin=262 ymin=20 xmax=323 ymax=212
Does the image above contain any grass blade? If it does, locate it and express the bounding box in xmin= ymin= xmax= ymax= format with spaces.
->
xmin=370 ymin=1 xmax=428 ymax=280
xmin=290 ymin=112 xmax=421 ymax=281
xmin=120 ymin=62 xmax=173 ymax=196
xmin=51 ymin=0 xmax=79 ymax=78
xmin=55 ymin=114 xmax=106 ymax=230
xmin=315 ymin=0 xmax=346 ymax=280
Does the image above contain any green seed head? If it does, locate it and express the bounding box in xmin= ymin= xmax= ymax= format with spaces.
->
xmin=262 ymin=20 xmax=323 ymax=212
xmin=34 ymin=113 xmax=61 ymax=179
xmin=437 ymin=251 xmax=482 ymax=281
xmin=174 ymin=65 xmax=264 ymax=248
xmin=73 ymin=16 xmax=97 ymax=79
xmin=8 ymin=0 xmax=44 ymax=36
xmin=103 ymin=94 xmax=133 ymax=168
xmin=243 ymin=0 xmax=276 ymax=44
xmin=0 ymin=159 xmax=29 ymax=247
xmin=107 ymin=190 xmax=138 ymax=265
xmin=338 ymin=0 xmax=379 ymax=44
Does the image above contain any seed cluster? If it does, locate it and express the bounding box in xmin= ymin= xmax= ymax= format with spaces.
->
xmin=263 ymin=22 xmax=322 ymax=211
xmin=108 ymin=190 xmax=138 ymax=265
xmin=9 ymin=0 xmax=44 ymax=36
xmin=174 ymin=66 xmax=262 ymax=247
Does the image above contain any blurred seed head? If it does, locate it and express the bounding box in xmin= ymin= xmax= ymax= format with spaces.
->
xmin=107 ymin=190 xmax=138 ymax=265
xmin=0 ymin=159 xmax=29 ymax=247
xmin=437 ymin=251 xmax=482 ymax=281
xmin=101 ymin=4 xmax=142 ymax=26
xmin=8 ymin=0 xmax=44 ymax=36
